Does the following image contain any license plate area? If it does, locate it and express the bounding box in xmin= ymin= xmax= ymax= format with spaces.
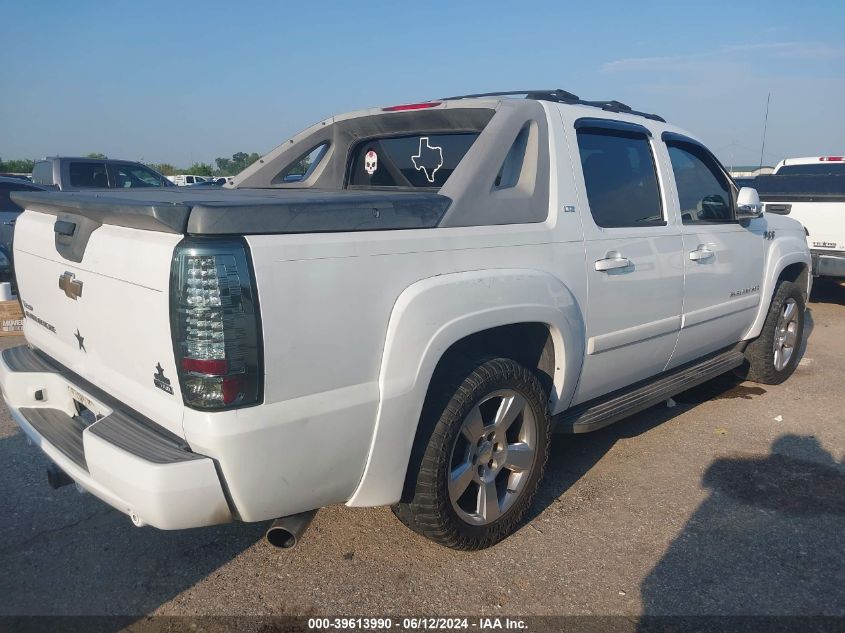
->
xmin=68 ymin=385 xmax=106 ymax=420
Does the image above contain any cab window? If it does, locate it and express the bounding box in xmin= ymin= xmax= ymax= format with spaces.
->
xmin=576 ymin=128 xmax=664 ymax=228
xmin=69 ymin=162 xmax=109 ymax=188
xmin=108 ymin=163 xmax=169 ymax=188
xmin=666 ymin=142 xmax=734 ymax=224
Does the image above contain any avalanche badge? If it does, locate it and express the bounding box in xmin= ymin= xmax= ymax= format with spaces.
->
xmin=153 ymin=363 xmax=174 ymax=395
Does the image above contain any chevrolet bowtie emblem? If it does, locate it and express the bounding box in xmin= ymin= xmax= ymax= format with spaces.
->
xmin=59 ymin=271 xmax=83 ymax=300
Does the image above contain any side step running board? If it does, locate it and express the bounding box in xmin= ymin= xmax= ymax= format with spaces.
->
xmin=554 ymin=349 xmax=746 ymax=434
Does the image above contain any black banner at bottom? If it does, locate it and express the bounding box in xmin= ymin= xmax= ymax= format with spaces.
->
xmin=0 ymin=616 xmax=843 ymax=633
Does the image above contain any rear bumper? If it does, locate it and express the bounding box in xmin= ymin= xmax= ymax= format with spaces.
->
xmin=811 ymin=249 xmax=845 ymax=278
xmin=0 ymin=345 xmax=232 ymax=529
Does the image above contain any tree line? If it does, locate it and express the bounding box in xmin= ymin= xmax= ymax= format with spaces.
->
xmin=0 ymin=152 xmax=263 ymax=177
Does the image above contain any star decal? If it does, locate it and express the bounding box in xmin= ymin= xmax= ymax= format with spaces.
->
xmin=74 ymin=329 xmax=86 ymax=352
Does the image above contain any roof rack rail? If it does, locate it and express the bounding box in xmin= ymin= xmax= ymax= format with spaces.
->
xmin=441 ymin=89 xmax=666 ymax=123
xmin=441 ymin=89 xmax=581 ymax=102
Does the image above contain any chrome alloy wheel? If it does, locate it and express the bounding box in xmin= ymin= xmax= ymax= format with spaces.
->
xmin=773 ymin=297 xmax=799 ymax=372
xmin=447 ymin=389 xmax=538 ymax=525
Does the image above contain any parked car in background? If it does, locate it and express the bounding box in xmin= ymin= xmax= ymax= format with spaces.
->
xmin=0 ymin=176 xmax=48 ymax=283
xmin=4 ymin=91 xmax=811 ymax=551
xmin=31 ymin=157 xmax=173 ymax=191
xmin=167 ymin=174 xmax=209 ymax=186
xmin=187 ymin=180 xmax=226 ymax=187
xmin=733 ymin=177 xmax=757 ymax=189
xmin=0 ymin=175 xmax=47 ymax=250
xmin=772 ymin=156 xmax=845 ymax=176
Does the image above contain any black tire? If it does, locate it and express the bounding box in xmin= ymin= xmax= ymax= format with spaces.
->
xmin=741 ymin=280 xmax=805 ymax=385
xmin=392 ymin=357 xmax=551 ymax=550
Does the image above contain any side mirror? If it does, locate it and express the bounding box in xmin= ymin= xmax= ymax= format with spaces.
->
xmin=736 ymin=187 xmax=763 ymax=220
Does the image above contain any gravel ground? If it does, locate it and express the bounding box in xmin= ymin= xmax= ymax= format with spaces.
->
xmin=0 ymin=280 xmax=842 ymax=619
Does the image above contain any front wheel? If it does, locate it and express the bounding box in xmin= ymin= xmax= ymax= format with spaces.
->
xmin=741 ymin=280 xmax=806 ymax=385
xmin=392 ymin=357 xmax=551 ymax=550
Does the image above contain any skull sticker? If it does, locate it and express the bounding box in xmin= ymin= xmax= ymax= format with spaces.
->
xmin=364 ymin=150 xmax=378 ymax=175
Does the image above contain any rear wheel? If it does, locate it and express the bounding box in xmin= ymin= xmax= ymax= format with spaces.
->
xmin=393 ymin=357 xmax=551 ymax=550
xmin=741 ymin=280 xmax=805 ymax=384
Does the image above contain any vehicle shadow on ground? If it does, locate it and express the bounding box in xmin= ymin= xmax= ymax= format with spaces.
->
xmin=810 ymin=277 xmax=845 ymax=306
xmin=638 ymin=434 xmax=845 ymax=619
xmin=528 ymin=371 xmax=752 ymax=524
xmin=528 ymin=304 xmax=816 ymax=527
xmin=0 ymin=430 xmax=265 ymax=620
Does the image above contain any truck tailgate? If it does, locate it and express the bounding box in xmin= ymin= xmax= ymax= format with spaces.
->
xmin=12 ymin=210 xmax=186 ymax=437
xmin=8 ymin=186 xmax=452 ymax=438
xmin=775 ymin=201 xmax=845 ymax=251
xmin=757 ymin=174 xmax=845 ymax=252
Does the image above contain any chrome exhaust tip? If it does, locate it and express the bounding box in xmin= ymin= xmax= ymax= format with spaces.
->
xmin=265 ymin=510 xmax=317 ymax=549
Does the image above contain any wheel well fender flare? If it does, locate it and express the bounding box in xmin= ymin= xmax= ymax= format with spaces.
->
xmin=744 ymin=245 xmax=811 ymax=340
xmin=346 ymin=268 xmax=584 ymax=507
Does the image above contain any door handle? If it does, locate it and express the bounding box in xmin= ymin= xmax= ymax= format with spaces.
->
xmin=54 ymin=220 xmax=76 ymax=236
xmin=595 ymin=251 xmax=631 ymax=272
xmin=689 ymin=245 xmax=715 ymax=262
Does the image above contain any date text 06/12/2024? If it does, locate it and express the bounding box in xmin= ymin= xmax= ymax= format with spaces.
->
xmin=307 ymin=617 xmax=528 ymax=630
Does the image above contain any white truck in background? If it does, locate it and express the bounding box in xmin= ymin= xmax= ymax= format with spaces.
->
xmin=2 ymin=90 xmax=811 ymax=551
xmin=772 ymin=156 xmax=845 ymax=176
xmin=167 ymin=174 xmax=210 ymax=186
xmin=758 ymin=156 xmax=845 ymax=278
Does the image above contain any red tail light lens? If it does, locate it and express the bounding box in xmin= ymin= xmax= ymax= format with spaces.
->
xmin=170 ymin=238 xmax=262 ymax=410
xmin=181 ymin=358 xmax=228 ymax=375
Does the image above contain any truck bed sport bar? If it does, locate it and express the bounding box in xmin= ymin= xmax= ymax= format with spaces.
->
xmin=441 ymin=89 xmax=666 ymax=123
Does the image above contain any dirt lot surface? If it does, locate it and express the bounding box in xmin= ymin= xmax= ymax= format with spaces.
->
xmin=0 ymin=280 xmax=843 ymax=621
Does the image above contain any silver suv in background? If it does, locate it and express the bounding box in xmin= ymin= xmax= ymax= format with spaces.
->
xmin=31 ymin=157 xmax=173 ymax=191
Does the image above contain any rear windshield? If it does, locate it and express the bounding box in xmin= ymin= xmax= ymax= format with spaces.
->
xmin=347 ymin=133 xmax=480 ymax=189
xmin=776 ymin=163 xmax=845 ymax=175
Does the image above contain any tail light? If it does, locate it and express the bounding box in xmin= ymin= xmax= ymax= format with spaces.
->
xmin=170 ymin=237 xmax=262 ymax=410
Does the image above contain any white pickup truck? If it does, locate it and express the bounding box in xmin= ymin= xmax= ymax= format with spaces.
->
xmin=2 ymin=90 xmax=811 ymax=550
xmin=756 ymin=157 xmax=845 ymax=278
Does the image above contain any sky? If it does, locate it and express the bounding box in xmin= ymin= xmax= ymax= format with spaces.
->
xmin=1 ymin=0 xmax=844 ymax=169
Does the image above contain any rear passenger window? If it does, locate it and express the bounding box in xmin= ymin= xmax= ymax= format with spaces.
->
xmin=667 ymin=142 xmax=734 ymax=223
xmin=576 ymin=129 xmax=664 ymax=228
xmin=69 ymin=162 xmax=109 ymax=188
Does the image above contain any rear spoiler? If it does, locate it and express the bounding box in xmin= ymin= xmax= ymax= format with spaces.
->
xmin=12 ymin=191 xmax=190 ymax=233
xmin=10 ymin=189 xmax=452 ymax=236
